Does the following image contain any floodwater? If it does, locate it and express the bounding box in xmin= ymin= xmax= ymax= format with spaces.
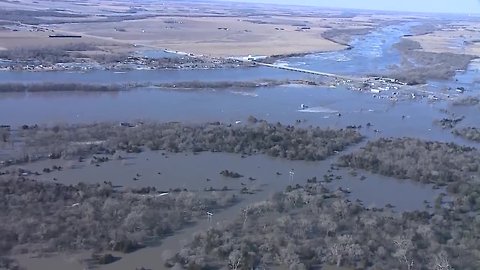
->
xmin=445 ymin=101 xmax=480 ymax=128
xmin=0 ymin=85 xmax=476 ymax=146
xmin=21 ymin=150 xmax=441 ymax=212
xmin=0 ymin=66 xmax=304 ymax=84
xmin=2 ymin=22 xmax=479 ymax=270
xmin=429 ymin=58 xmax=480 ymax=91
xmin=13 ymin=149 xmax=441 ymax=270
xmin=277 ymin=23 xmax=412 ymax=75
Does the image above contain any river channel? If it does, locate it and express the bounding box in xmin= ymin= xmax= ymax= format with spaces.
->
xmin=2 ymin=22 xmax=479 ymax=270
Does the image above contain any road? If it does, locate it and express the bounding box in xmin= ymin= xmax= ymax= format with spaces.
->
xmin=254 ymin=61 xmax=362 ymax=81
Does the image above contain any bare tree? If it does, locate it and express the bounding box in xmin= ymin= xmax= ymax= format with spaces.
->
xmin=332 ymin=200 xmax=349 ymax=218
xmin=228 ymin=250 xmax=243 ymax=270
xmin=328 ymin=234 xmax=363 ymax=267
xmin=0 ymin=129 xmax=9 ymax=143
xmin=242 ymin=207 xmax=250 ymax=226
xmin=431 ymin=251 xmax=452 ymax=270
xmin=393 ymin=235 xmax=415 ymax=270
xmin=318 ymin=214 xmax=337 ymax=237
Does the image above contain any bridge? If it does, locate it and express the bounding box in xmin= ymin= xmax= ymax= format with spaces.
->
xmin=253 ymin=62 xmax=362 ymax=81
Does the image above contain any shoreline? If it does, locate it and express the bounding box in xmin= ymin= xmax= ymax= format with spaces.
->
xmin=1 ymin=2 xmax=479 ymax=270
xmin=381 ymin=38 xmax=478 ymax=84
xmin=256 ymin=28 xmax=376 ymax=63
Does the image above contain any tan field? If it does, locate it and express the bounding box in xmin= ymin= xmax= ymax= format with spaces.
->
xmin=51 ymin=17 xmax=351 ymax=57
xmin=0 ymin=29 xmax=125 ymax=50
xmin=407 ymin=22 xmax=480 ymax=56
xmin=0 ymin=0 xmax=134 ymax=13
xmin=0 ymin=0 xmax=400 ymax=57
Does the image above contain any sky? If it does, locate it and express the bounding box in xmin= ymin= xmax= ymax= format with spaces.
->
xmin=223 ymin=0 xmax=480 ymax=14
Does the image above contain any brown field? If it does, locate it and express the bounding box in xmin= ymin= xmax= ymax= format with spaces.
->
xmin=407 ymin=22 xmax=480 ymax=56
xmin=0 ymin=29 xmax=126 ymax=50
xmin=0 ymin=0 xmax=406 ymax=57
xmin=0 ymin=0 xmax=134 ymax=13
xmin=52 ymin=17 xmax=350 ymax=57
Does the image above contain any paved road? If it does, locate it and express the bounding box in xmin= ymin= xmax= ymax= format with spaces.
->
xmin=253 ymin=61 xmax=362 ymax=81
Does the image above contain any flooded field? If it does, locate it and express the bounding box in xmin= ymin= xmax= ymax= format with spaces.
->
xmin=1 ymin=19 xmax=479 ymax=270
xmin=12 ymin=150 xmax=441 ymax=270
xmin=429 ymin=58 xmax=480 ymax=90
xmin=19 ymin=150 xmax=441 ymax=211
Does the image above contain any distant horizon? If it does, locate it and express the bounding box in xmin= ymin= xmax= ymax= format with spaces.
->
xmin=218 ymin=0 xmax=480 ymax=14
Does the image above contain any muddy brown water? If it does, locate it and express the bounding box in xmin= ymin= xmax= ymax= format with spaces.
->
xmin=1 ymin=79 xmax=476 ymax=270
xmin=0 ymin=85 xmax=477 ymax=145
xmin=2 ymin=22 xmax=479 ymax=269
xmin=5 ymin=84 xmax=473 ymax=268
xmin=0 ymin=67 xmax=304 ymax=84
xmin=13 ymin=149 xmax=441 ymax=270
xmin=20 ymin=150 xmax=441 ymax=211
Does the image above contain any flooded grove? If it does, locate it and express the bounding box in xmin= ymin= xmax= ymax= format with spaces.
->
xmin=1 ymin=22 xmax=479 ymax=270
xmin=13 ymin=149 xmax=442 ymax=270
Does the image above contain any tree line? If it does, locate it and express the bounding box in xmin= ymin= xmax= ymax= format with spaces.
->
xmin=0 ymin=43 xmax=97 ymax=64
xmin=154 ymin=79 xmax=289 ymax=90
xmin=6 ymin=120 xmax=363 ymax=166
xmin=386 ymin=39 xmax=476 ymax=85
xmin=451 ymin=96 xmax=480 ymax=106
xmin=337 ymin=137 xmax=480 ymax=185
xmin=0 ymin=44 xmax=248 ymax=70
xmin=453 ymin=127 xmax=480 ymax=143
xmin=0 ymin=83 xmax=131 ymax=93
xmin=167 ymin=182 xmax=480 ymax=270
xmin=0 ymin=80 xmax=306 ymax=93
xmin=0 ymin=176 xmax=237 ymax=262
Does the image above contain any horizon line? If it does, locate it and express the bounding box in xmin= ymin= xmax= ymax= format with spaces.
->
xmin=212 ymin=0 xmax=480 ymax=16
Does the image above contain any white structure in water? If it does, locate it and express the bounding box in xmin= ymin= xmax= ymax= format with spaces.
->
xmin=206 ymin=211 xmax=213 ymax=222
